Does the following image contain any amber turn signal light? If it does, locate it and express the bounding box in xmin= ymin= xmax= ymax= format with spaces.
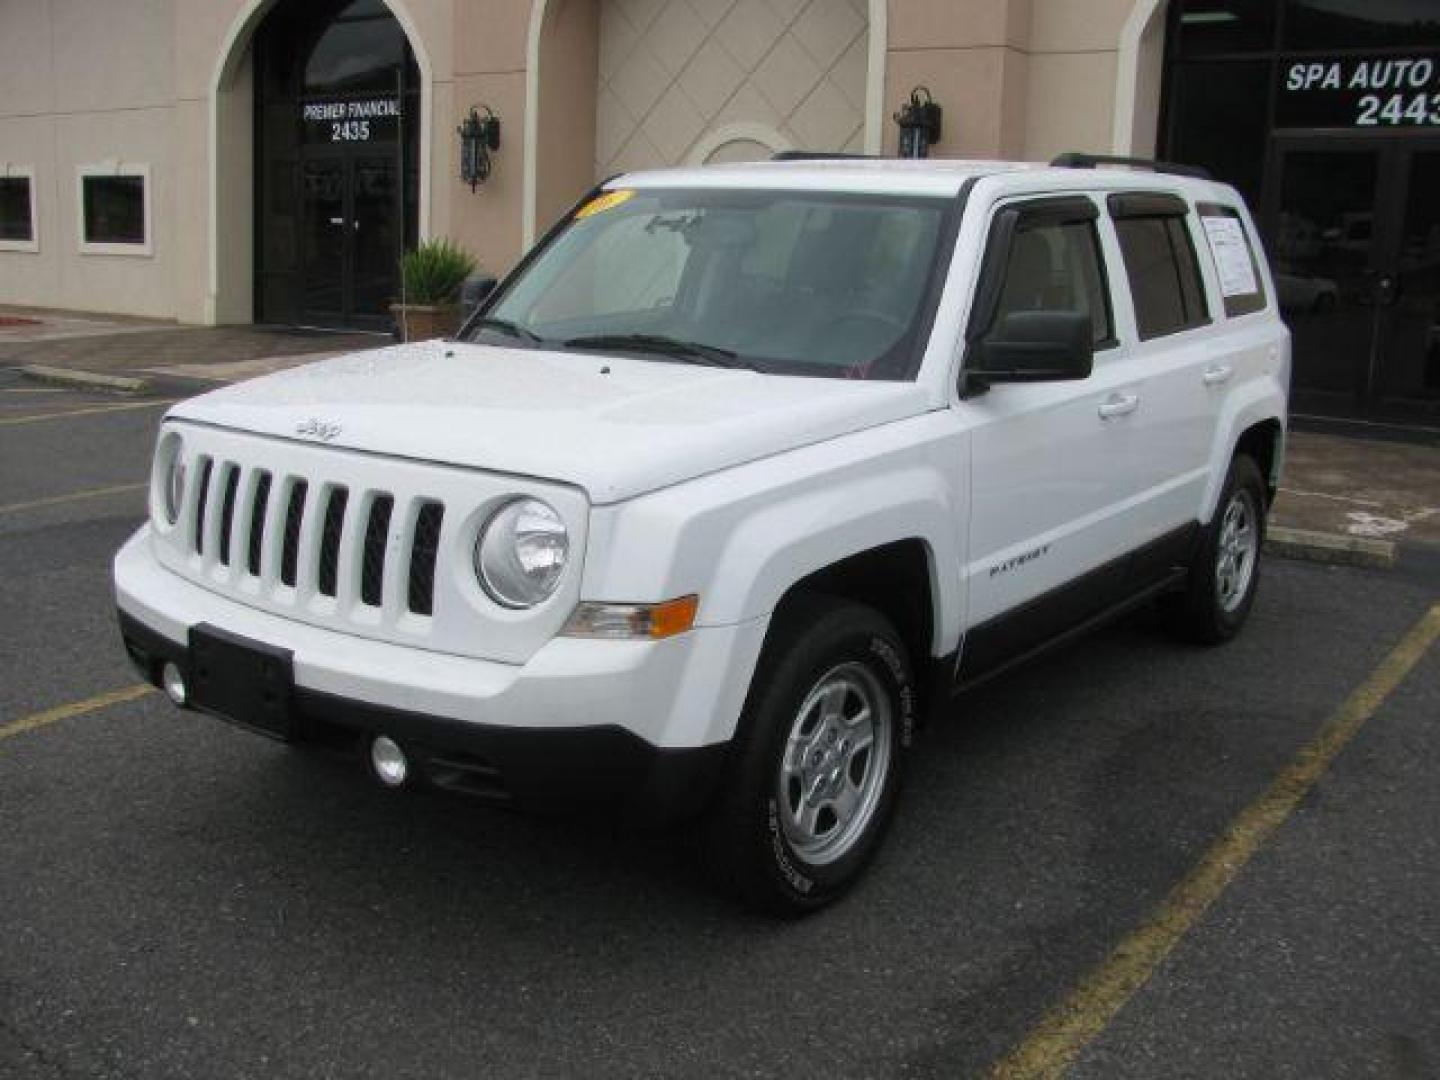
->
xmin=561 ymin=595 xmax=699 ymax=640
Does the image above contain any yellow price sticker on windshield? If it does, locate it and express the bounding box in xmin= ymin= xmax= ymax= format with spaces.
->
xmin=575 ymin=189 xmax=635 ymax=219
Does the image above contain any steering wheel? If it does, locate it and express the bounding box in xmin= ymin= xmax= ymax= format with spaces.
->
xmin=828 ymin=309 xmax=907 ymax=338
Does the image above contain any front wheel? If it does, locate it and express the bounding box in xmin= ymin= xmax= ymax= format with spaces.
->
xmin=1163 ymin=454 xmax=1267 ymax=644
xmin=703 ymin=596 xmax=915 ymax=915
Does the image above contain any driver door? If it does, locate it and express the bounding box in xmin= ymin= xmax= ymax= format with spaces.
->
xmin=958 ymin=195 xmax=1145 ymax=680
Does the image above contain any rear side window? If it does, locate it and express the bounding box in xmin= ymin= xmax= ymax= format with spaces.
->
xmin=988 ymin=208 xmax=1114 ymax=347
xmin=1109 ymin=194 xmax=1209 ymax=340
xmin=1197 ymin=203 xmax=1267 ymax=318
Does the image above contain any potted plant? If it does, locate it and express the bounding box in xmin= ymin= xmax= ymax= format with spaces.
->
xmin=392 ymin=239 xmax=478 ymax=341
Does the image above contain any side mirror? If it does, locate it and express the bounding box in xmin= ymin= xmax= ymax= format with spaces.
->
xmin=962 ymin=310 xmax=1093 ymax=395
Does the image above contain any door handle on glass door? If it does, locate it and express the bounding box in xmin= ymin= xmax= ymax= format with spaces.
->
xmin=1202 ymin=364 xmax=1233 ymax=386
xmin=1098 ymin=392 xmax=1139 ymax=419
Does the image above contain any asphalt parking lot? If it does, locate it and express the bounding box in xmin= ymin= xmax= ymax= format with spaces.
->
xmin=2 ymin=366 xmax=1438 ymax=1079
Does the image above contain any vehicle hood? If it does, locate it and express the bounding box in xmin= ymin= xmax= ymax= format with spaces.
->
xmin=168 ymin=341 xmax=930 ymax=504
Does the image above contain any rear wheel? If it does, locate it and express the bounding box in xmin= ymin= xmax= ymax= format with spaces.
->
xmin=1164 ymin=454 xmax=1266 ymax=644
xmin=704 ymin=596 xmax=914 ymax=915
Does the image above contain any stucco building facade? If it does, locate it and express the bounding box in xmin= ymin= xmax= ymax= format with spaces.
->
xmin=0 ymin=0 xmax=1165 ymax=327
xmin=2 ymin=0 xmax=1437 ymax=426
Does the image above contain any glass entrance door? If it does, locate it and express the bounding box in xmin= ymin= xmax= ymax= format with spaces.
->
xmin=1266 ymin=136 xmax=1440 ymax=425
xmin=1378 ymin=148 xmax=1440 ymax=421
xmin=253 ymin=0 xmax=418 ymax=330
xmin=298 ymin=155 xmax=401 ymax=330
xmin=300 ymin=159 xmax=347 ymax=326
xmin=350 ymin=157 xmax=399 ymax=323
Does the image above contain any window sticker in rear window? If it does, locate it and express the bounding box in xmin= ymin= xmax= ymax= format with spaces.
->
xmin=1201 ymin=215 xmax=1259 ymax=299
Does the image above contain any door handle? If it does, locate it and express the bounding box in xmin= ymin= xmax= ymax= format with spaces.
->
xmin=1098 ymin=392 xmax=1139 ymax=420
xmin=1202 ymin=364 xmax=1233 ymax=386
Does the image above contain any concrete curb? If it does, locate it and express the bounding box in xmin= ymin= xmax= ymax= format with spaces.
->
xmin=1265 ymin=525 xmax=1397 ymax=570
xmin=18 ymin=364 xmax=150 ymax=394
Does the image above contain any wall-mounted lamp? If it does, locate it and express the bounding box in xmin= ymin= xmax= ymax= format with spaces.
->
xmin=893 ymin=86 xmax=942 ymax=159
xmin=458 ymin=105 xmax=501 ymax=191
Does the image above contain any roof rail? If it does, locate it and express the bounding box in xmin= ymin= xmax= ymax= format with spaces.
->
xmin=769 ymin=151 xmax=878 ymax=162
xmin=1050 ymin=152 xmax=1211 ymax=180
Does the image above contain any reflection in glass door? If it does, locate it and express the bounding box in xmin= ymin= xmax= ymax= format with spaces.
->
xmin=1379 ymin=149 xmax=1440 ymax=420
xmin=351 ymin=158 xmax=399 ymax=322
xmin=299 ymin=156 xmax=401 ymax=330
xmin=1266 ymin=143 xmax=1382 ymax=417
xmin=1266 ymin=137 xmax=1440 ymax=426
xmin=301 ymin=159 xmax=346 ymax=325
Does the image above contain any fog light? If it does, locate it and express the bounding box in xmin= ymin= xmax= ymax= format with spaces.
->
xmin=370 ymin=735 xmax=409 ymax=788
xmin=161 ymin=662 xmax=187 ymax=706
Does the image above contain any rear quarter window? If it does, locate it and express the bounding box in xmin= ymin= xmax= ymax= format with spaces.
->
xmin=1196 ymin=202 xmax=1268 ymax=318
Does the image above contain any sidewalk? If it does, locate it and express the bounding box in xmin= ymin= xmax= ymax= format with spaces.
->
xmin=4 ymin=306 xmax=1437 ymax=556
xmin=1274 ymin=430 xmax=1440 ymax=548
xmin=0 ymin=307 xmax=379 ymax=385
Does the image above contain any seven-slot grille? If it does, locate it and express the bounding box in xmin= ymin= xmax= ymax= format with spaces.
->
xmin=187 ymin=455 xmax=444 ymax=618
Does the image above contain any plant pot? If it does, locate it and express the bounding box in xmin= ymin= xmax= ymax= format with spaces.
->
xmin=390 ymin=303 xmax=459 ymax=342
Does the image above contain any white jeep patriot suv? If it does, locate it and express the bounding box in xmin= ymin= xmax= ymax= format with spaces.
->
xmin=115 ymin=154 xmax=1288 ymax=913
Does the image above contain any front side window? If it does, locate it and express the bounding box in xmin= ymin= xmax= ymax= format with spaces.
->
xmin=469 ymin=188 xmax=954 ymax=380
xmin=1111 ymin=204 xmax=1210 ymax=340
xmin=81 ymin=175 xmax=147 ymax=248
xmin=990 ymin=216 xmax=1113 ymax=347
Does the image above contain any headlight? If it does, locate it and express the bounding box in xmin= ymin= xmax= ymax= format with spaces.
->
xmin=474 ymin=498 xmax=569 ymax=608
xmin=156 ymin=433 xmax=185 ymax=525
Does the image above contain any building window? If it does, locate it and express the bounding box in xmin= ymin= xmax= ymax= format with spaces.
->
xmin=304 ymin=0 xmax=407 ymax=95
xmin=1174 ymin=0 xmax=1276 ymax=57
xmin=78 ymin=166 xmax=151 ymax=255
xmin=1282 ymin=0 xmax=1440 ymax=50
xmin=1162 ymin=60 xmax=1268 ymax=208
xmin=0 ymin=169 xmax=38 ymax=252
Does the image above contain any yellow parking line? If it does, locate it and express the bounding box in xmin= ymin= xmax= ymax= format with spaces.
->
xmin=0 ymin=399 xmax=175 ymax=427
xmin=992 ymin=600 xmax=1440 ymax=1080
xmin=0 ymin=684 xmax=154 ymax=743
xmin=0 ymin=481 xmax=146 ymax=516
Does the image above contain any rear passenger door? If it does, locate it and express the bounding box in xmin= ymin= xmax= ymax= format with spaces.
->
xmin=1104 ymin=193 xmax=1223 ymax=538
xmin=961 ymin=195 xmax=1144 ymax=676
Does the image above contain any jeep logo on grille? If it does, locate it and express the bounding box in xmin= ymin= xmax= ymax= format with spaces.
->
xmin=295 ymin=418 xmax=342 ymax=442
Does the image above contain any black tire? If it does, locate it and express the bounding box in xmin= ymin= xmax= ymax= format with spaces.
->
xmin=703 ymin=595 xmax=915 ymax=915
xmin=1163 ymin=454 xmax=1267 ymax=645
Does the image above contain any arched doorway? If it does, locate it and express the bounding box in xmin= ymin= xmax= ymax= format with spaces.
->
xmin=252 ymin=0 xmax=420 ymax=330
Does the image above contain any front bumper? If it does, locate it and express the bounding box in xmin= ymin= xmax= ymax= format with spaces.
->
xmin=115 ymin=527 xmax=768 ymax=820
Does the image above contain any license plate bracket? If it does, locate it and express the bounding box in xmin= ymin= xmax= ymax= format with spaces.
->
xmin=188 ymin=624 xmax=295 ymax=740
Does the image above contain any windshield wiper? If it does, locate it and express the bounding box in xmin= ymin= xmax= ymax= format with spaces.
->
xmin=470 ymin=316 xmax=544 ymax=344
xmin=562 ymin=333 xmax=752 ymax=369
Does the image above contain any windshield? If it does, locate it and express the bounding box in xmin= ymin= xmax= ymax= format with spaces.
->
xmin=464 ymin=187 xmax=954 ymax=380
